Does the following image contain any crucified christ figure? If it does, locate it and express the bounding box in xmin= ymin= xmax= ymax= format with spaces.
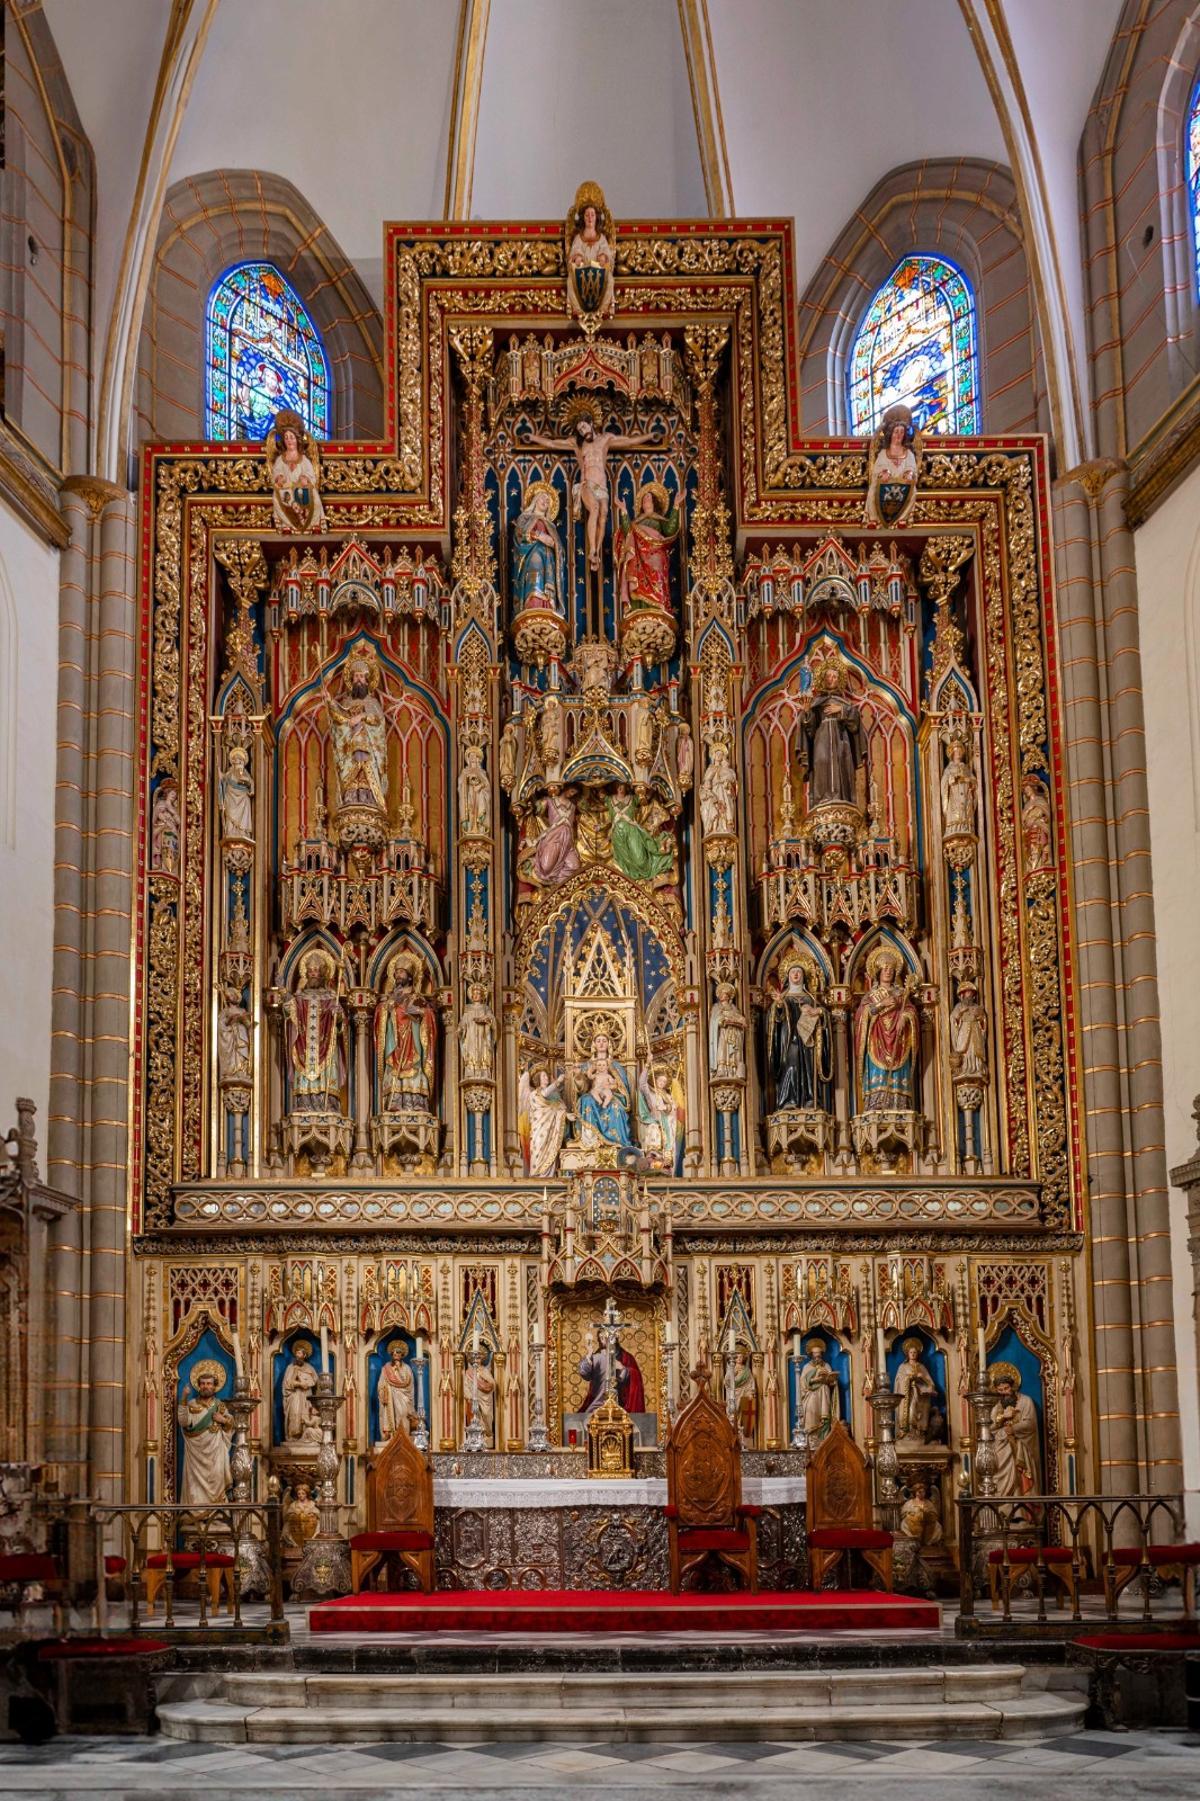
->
xmin=523 ymin=416 xmax=663 ymax=570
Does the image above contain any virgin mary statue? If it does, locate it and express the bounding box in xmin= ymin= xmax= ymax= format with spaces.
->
xmin=575 ymin=1033 xmax=636 ymax=1151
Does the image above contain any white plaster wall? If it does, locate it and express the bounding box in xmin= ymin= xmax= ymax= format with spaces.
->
xmin=1134 ymin=461 xmax=1200 ymax=1529
xmin=0 ymin=501 xmax=59 ymax=1145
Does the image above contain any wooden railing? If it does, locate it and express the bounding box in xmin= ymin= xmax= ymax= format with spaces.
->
xmin=957 ymin=1491 xmax=1188 ymax=1635
xmin=82 ymin=1500 xmax=286 ymax=1639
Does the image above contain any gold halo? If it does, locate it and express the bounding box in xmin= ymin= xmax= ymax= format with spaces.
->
xmin=900 ymin=1336 xmax=924 ymax=1355
xmin=988 ymin=1360 xmax=1021 ymax=1391
xmin=522 ymin=479 xmax=560 ymax=520
xmin=343 ymin=644 xmax=382 ymax=691
xmin=561 ymin=395 xmax=604 ymax=435
xmin=778 ymin=946 xmax=817 ymax=986
xmin=573 ymin=1011 xmax=627 ymax=1060
xmin=804 ymin=1337 xmax=828 ymax=1355
xmin=865 ymin=943 xmax=906 ymax=982
xmin=291 ymin=1338 xmax=314 ymax=1357
xmin=635 ymin=480 xmax=670 ymax=517
xmin=189 ymin=1359 xmax=227 ymax=1391
xmin=300 ymin=948 xmax=336 ymax=986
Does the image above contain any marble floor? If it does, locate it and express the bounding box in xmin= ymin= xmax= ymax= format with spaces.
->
xmin=0 ymin=1729 xmax=1195 ymax=1798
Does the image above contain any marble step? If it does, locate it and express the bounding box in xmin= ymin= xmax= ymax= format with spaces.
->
xmin=219 ymin=1663 xmax=1027 ymax=1710
xmin=158 ymin=1674 xmax=1087 ymax=1745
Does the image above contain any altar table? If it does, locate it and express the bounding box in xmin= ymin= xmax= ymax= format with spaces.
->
xmin=430 ymin=1475 xmax=807 ymax=1591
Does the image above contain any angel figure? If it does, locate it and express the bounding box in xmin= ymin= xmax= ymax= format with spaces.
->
xmin=518 ymin=1064 xmax=569 ymax=1177
xmin=864 ymin=403 xmax=922 ymax=529
xmin=565 ymin=183 xmax=616 ymax=321
xmin=637 ymin=1063 xmax=684 ymax=1174
xmin=268 ymin=409 xmax=325 ymax=533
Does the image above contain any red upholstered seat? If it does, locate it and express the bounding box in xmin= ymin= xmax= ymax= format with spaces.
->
xmin=1073 ymin=1632 xmax=1200 ymax=1652
xmin=987 ymin=1546 xmax=1075 ymax=1565
xmin=677 ymin=1528 xmax=752 ymax=1553
xmin=0 ymin=1554 xmax=61 ymax=1583
xmin=350 ymin=1529 xmax=435 ymax=1553
xmin=36 ymin=1637 xmax=170 ymax=1661
xmin=810 ymin=1527 xmax=893 ymax=1552
xmin=1111 ymin=1543 xmax=1200 ymax=1566
xmin=144 ymin=1552 xmax=235 ymax=1569
xmin=104 ymin=1557 xmax=127 ymax=1575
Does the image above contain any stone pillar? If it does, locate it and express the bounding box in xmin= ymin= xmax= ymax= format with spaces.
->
xmin=1054 ymin=461 xmax=1182 ymax=1494
xmin=1170 ymin=1109 xmax=1200 ymax=1460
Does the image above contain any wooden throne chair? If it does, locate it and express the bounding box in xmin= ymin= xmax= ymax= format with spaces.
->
xmin=806 ymin=1420 xmax=893 ymax=1592
xmin=349 ymin=1426 xmax=435 ymax=1593
xmin=665 ymin=1369 xmax=760 ymax=1593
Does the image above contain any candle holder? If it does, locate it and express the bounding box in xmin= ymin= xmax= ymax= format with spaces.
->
xmin=969 ymin=1381 xmax=998 ymax=1499
xmin=225 ymin=1375 xmax=271 ymax=1598
xmin=461 ymin=1345 xmax=488 ymax=1454
xmin=526 ymin=1344 xmax=551 ymax=1453
xmin=788 ymin=1352 xmax=808 ymax=1452
xmin=868 ymin=1383 xmax=901 ymax=1532
xmin=411 ymin=1353 xmax=430 ymax=1453
xmin=293 ymin=1371 xmax=350 ymax=1597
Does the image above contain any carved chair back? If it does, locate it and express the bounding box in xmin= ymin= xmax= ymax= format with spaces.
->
xmin=666 ymin=1378 xmax=743 ymax=1529
xmin=806 ymin=1420 xmax=871 ymax=1533
xmin=366 ymin=1426 xmax=434 ymax=1536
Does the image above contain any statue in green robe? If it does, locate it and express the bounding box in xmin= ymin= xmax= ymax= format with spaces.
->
xmin=608 ymin=785 xmax=672 ymax=882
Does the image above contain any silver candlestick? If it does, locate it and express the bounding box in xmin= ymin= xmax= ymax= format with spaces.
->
xmin=869 ymin=1383 xmax=901 ymax=1531
xmin=411 ymin=1351 xmax=429 ymax=1452
xmin=789 ymin=1349 xmax=807 ymax=1451
xmin=226 ymin=1374 xmax=271 ymax=1597
xmin=526 ymin=1342 xmax=551 ymax=1453
xmin=969 ymin=1381 xmax=998 ymax=1498
xmin=293 ymin=1371 xmax=350 ymax=1597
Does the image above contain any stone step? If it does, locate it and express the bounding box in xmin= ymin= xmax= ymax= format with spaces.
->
xmin=219 ymin=1663 xmax=1027 ymax=1710
xmin=158 ymin=1676 xmax=1086 ymax=1745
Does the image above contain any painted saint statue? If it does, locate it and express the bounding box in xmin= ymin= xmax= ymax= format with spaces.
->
xmin=518 ymin=1064 xmax=569 ymax=1177
xmin=768 ymin=960 xmax=833 ymax=1113
xmin=375 ymin=954 xmax=438 ymax=1112
xmin=575 ymin=1032 xmax=636 ymax=1151
xmin=376 ymin=1341 xmax=419 ymax=1442
xmin=284 ymin=950 xmax=344 ymax=1111
xmin=281 ymin=1338 xmax=322 ymax=1445
xmin=511 ymin=482 xmax=565 ymax=615
xmin=324 ymin=647 xmax=388 ymax=816
xmin=615 ymin=482 xmax=678 ymax=619
xmin=797 ymin=661 xmax=865 ymax=810
xmin=853 ymin=948 xmax=919 ymax=1113
xmin=177 ymin=1361 xmax=232 ymax=1506
xmin=268 ymin=411 xmax=325 ymax=533
xmin=796 ymin=1339 xmax=840 ymax=1446
xmin=607 ymin=785 xmax=673 ymax=882
xmin=637 ymin=1064 xmax=683 ymax=1174
xmin=989 ymin=1364 xmax=1042 ymax=1496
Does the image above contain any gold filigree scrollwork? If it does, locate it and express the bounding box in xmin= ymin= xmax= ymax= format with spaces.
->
xmin=683 ymin=322 xmax=734 ymax=617
xmin=449 ymin=323 xmax=499 ymax=625
xmin=920 ymin=535 xmax=975 ymax=689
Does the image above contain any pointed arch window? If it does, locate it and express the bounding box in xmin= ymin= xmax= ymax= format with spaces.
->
xmin=205 ymin=262 xmax=330 ymax=442
xmin=847 ymin=254 xmax=979 ymax=437
xmin=1187 ymin=76 xmax=1200 ymax=301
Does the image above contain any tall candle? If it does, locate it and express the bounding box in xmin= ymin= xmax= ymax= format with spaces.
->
xmin=415 ymin=1332 xmax=424 ymax=1360
xmin=977 ymin=1325 xmax=987 ymax=1376
xmin=472 ymin=1324 xmax=480 ymax=1356
xmin=232 ymin=1332 xmax=244 ymax=1378
xmin=320 ymin=1322 xmax=329 ymax=1368
xmin=876 ymin=1327 xmax=886 ymax=1375
xmin=791 ymin=1331 xmax=802 ymax=1361
xmin=727 ymin=1329 xmax=735 ymax=1356
xmin=532 ymin=1320 xmax=542 ymax=1348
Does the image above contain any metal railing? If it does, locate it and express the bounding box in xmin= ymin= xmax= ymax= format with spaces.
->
xmin=957 ymin=1492 xmax=1189 ymax=1635
xmin=85 ymin=1501 xmax=286 ymax=1639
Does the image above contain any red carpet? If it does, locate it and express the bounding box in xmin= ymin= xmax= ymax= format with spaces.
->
xmin=309 ymin=1588 xmax=940 ymax=1635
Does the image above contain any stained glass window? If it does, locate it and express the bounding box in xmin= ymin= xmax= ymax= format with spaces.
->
xmin=205 ymin=262 xmax=329 ymax=442
xmin=1187 ymin=78 xmax=1200 ymax=299
xmin=847 ymin=254 xmax=979 ymax=437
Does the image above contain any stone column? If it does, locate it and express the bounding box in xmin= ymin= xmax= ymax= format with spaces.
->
xmin=1054 ymin=462 xmax=1182 ymax=1494
xmin=1170 ymin=1108 xmax=1200 ymax=1447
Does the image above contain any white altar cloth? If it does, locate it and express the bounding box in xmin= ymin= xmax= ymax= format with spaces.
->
xmin=432 ymin=1474 xmax=806 ymax=1509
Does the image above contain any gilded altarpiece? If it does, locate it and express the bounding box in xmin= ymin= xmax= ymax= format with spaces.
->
xmin=130 ymin=202 xmax=1088 ymax=1570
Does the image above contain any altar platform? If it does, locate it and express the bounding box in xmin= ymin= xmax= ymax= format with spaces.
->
xmin=422 ymin=1468 xmax=807 ymax=1591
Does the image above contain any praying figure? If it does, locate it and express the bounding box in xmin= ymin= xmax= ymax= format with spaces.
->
xmin=177 ymin=1362 xmax=232 ymax=1506
xmin=511 ymin=482 xmax=565 ymax=616
xmin=458 ymin=743 xmax=491 ymax=839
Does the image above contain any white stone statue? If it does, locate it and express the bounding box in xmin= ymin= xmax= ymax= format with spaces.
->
xmin=893 ymin=1337 xmax=940 ymax=1446
xmin=949 ymin=980 xmax=988 ymax=1078
xmin=281 ymin=1338 xmax=322 ymax=1445
xmin=518 ymin=1064 xmax=569 ymax=1177
xmin=219 ymin=743 xmax=255 ymax=843
xmin=989 ymin=1364 xmax=1042 ymax=1496
xmin=940 ymin=735 xmax=977 ymax=838
xmin=699 ymin=737 xmax=738 ymax=837
xmin=796 ymin=1338 xmax=840 ymax=1445
xmin=177 ymin=1362 xmax=232 ymax=1506
xmin=324 ymin=648 xmax=388 ymax=817
xmin=465 ymin=1347 xmax=496 ymax=1442
xmin=709 ymin=980 xmax=747 ymax=1079
xmin=458 ymin=743 xmax=490 ymax=838
xmin=217 ymin=984 xmax=252 ymax=1083
xmin=375 ymin=1341 xmax=418 ymax=1442
xmin=151 ymin=781 xmax=180 ymax=873
xmin=458 ymin=983 xmax=497 ymax=1080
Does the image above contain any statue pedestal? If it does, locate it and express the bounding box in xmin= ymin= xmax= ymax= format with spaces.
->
xmin=370 ymin=1108 xmax=439 ymax=1170
xmin=767 ymin=1107 xmax=833 ymax=1171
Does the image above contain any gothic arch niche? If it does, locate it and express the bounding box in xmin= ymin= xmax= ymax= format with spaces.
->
xmin=135 ymin=170 xmax=384 ymax=447
xmin=797 ymin=159 xmax=1047 ymax=437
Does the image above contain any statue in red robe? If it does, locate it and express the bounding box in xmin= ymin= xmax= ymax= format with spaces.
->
xmin=577 ymin=1337 xmax=646 ymax=1415
xmin=615 ymin=483 xmax=678 ymax=621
